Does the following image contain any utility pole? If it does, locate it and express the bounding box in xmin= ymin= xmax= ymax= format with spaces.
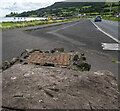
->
xmin=109 ymin=2 xmax=112 ymax=15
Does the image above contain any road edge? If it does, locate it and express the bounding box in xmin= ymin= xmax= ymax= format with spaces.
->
xmin=90 ymin=20 xmax=120 ymax=44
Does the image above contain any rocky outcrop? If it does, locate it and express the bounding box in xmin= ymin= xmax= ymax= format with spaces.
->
xmin=2 ymin=63 xmax=119 ymax=110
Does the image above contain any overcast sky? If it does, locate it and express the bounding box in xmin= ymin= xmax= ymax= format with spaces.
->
xmin=0 ymin=0 xmax=65 ymax=17
xmin=0 ymin=0 xmax=119 ymax=17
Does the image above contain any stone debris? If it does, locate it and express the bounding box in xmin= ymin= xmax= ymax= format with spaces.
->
xmin=73 ymin=54 xmax=79 ymax=61
xmin=39 ymin=99 xmax=43 ymax=103
xmin=13 ymin=94 xmax=23 ymax=98
xmin=10 ymin=77 xmax=17 ymax=80
xmin=43 ymin=62 xmax=55 ymax=67
xmin=23 ymin=73 xmax=30 ymax=77
xmin=10 ymin=58 xmax=19 ymax=65
xmin=54 ymin=48 xmax=64 ymax=52
xmin=44 ymin=89 xmax=54 ymax=98
xmin=1 ymin=48 xmax=91 ymax=71
xmin=2 ymin=61 xmax=11 ymax=71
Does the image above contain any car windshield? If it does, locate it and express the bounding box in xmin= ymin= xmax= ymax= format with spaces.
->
xmin=96 ymin=16 xmax=101 ymax=18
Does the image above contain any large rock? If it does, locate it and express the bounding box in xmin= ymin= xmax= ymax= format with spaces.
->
xmin=2 ymin=64 xmax=119 ymax=110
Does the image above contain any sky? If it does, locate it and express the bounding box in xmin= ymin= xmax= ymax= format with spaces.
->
xmin=0 ymin=0 xmax=119 ymax=17
xmin=0 ymin=0 xmax=65 ymax=17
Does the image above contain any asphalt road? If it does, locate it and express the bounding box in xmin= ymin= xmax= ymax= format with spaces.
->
xmin=2 ymin=19 xmax=119 ymax=76
xmin=91 ymin=18 xmax=119 ymax=40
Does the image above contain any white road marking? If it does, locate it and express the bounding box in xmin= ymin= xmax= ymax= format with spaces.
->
xmin=47 ymin=20 xmax=86 ymax=46
xmin=101 ymin=43 xmax=120 ymax=50
xmin=90 ymin=20 xmax=120 ymax=44
xmin=47 ymin=20 xmax=85 ymax=33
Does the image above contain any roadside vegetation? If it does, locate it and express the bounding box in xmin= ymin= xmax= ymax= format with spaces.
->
xmin=6 ymin=2 xmax=119 ymax=20
xmin=0 ymin=18 xmax=83 ymax=30
xmin=1 ymin=2 xmax=119 ymax=30
xmin=102 ymin=17 xmax=120 ymax=22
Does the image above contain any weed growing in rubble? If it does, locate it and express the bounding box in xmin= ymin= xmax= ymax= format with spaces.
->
xmin=72 ymin=67 xmax=85 ymax=72
xmin=112 ymin=59 xmax=118 ymax=62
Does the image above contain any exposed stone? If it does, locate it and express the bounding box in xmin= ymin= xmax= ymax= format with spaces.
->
xmin=19 ymin=58 xmax=24 ymax=63
xmin=73 ymin=55 xmax=79 ymax=61
xmin=2 ymin=61 xmax=11 ymax=71
xmin=51 ymin=50 xmax=55 ymax=53
xmin=77 ymin=61 xmax=91 ymax=71
xmin=80 ymin=56 xmax=86 ymax=61
xmin=13 ymin=94 xmax=23 ymax=98
xmin=44 ymin=89 xmax=54 ymax=97
xmin=70 ymin=50 xmax=74 ymax=52
xmin=25 ymin=48 xmax=41 ymax=53
xmin=25 ymin=49 xmax=34 ymax=53
xmin=10 ymin=58 xmax=19 ymax=65
xmin=2 ymin=64 xmax=119 ymax=109
xmin=43 ymin=62 xmax=55 ymax=67
xmin=44 ymin=51 xmax=50 ymax=53
xmin=80 ymin=53 xmax=86 ymax=61
xmin=81 ymin=53 xmax=85 ymax=56
xmin=54 ymin=48 xmax=64 ymax=52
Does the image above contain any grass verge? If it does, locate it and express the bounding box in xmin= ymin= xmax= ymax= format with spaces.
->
xmin=103 ymin=17 xmax=120 ymax=22
xmin=0 ymin=18 xmax=83 ymax=30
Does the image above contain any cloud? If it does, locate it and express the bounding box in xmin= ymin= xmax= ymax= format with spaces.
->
xmin=64 ymin=0 xmax=119 ymax=1
xmin=0 ymin=0 xmax=65 ymax=17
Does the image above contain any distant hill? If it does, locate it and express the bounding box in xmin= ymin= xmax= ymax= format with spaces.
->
xmin=6 ymin=2 xmax=119 ymax=17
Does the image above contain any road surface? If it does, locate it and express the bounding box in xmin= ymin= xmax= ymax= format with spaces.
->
xmin=91 ymin=18 xmax=119 ymax=41
xmin=2 ymin=19 xmax=119 ymax=76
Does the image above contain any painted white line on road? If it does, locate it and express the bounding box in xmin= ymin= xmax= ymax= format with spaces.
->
xmin=50 ymin=22 xmax=79 ymax=32
xmin=47 ymin=20 xmax=85 ymax=33
xmin=47 ymin=20 xmax=86 ymax=46
xmin=91 ymin=20 xmax=120 ymax=44
xmin=101 ymin=43 xmax=120 ymax=50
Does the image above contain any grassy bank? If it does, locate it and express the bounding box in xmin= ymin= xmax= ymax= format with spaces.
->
xmin=0 ymin=18 xmax=83 ymax=30
xmin=103 ymin=17 xmax=120 ymax=22
xmin=0 ymin=20 xmax=67 ymax=30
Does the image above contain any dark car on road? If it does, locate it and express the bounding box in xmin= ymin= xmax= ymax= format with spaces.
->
xmin=94 ymin=16 xmax=102 ymax=22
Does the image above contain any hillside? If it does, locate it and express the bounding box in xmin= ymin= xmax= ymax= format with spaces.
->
xmin=6 ymin=2 xmax=120 ymax=18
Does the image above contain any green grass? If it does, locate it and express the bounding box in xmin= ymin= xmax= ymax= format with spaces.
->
xmin=29 ymin=15 xmax=38 ymax=17
xmin=82 ymin=5 xmax=92 ymax=9
xmin=0 ymin=18 xmax=85 ymax=30
xmin=111 ymin=59 xmax=118 ymax=62
xmin=72 ymin=67 xmax=86 ymax=72
xmin=104 ymin=6 xmax=119 ymax=10
xmin=103 ymin=17 xmax=120 ymax=22
xmin=62 ymin=12 xmax=68 ymax=14
xmin=0 ymin=20 xmax=69 ymax=30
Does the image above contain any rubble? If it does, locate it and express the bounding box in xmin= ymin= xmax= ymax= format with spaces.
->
xmin=2 ymin=48 xmax=91 ymax=72
xmin=2 ymin=61 xmax=11 ymax=71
